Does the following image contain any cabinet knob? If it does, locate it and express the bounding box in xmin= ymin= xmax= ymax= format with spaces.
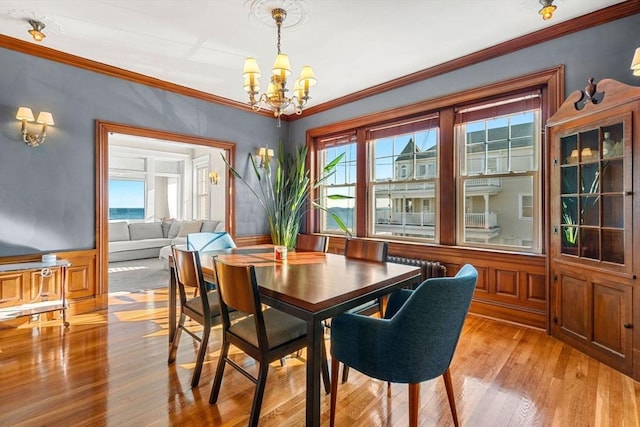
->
xmin=623 ymin=323 xmax=632 ymax=329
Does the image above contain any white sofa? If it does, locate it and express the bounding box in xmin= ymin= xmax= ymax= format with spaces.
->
xmin=108 ymin=219 xmax=222 ymax=262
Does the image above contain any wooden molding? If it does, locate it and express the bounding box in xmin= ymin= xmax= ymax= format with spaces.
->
xmin=235 ymin=235 xmax=272 ymax=247
xmin=1 ymin=2 xmax=635 ymax=124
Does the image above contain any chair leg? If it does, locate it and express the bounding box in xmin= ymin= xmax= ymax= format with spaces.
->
xmin=442 ymin=368 xmax=459 ymax=427
xmin=168 ymin=313 xmax=186 ymax=364
xmin=191 ymin=325 xmax=211 ymax=387
xmin=341 ymin=364 xmax=350 ymax=383
xmin=330 ymin=357 xmax=340 ymax=427
xmin=248 ymin=362 xmax=269 ymax=427
xmin=321 ymin=336 xmax=331 ymax=394
xmin=209 ymin=340 xmax=229 ymax=404
xmin=409 ymin=383 xmax=420 ymax=427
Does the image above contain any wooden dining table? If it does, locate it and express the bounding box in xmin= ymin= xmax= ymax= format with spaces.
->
xmin=167 ymin=245 xmax=421 ymax=427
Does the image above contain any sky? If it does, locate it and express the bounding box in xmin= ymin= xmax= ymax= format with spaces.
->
xmin=109 ymin=179 xmax=145 ymax=208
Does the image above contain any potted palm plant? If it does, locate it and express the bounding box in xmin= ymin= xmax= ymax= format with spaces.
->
xmin=223 ymin=141 xmax=350 ymax=248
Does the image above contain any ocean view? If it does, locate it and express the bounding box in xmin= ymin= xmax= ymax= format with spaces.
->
xmin=109 ymin=208 xmax=144 ymax=220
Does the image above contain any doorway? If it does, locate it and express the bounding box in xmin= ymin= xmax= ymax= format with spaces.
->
xmin=96 ymin=121 xmax=235 ymax=301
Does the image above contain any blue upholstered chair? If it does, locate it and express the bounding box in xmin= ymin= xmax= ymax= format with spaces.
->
xmin=329 ymin=264 xmax=478 ymax=427
xmin=186 ymin=231 xmax=236 ymax=252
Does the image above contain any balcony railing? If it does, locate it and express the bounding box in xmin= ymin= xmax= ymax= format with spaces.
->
xmin=375 ymin=211 xmax=498 ymax=228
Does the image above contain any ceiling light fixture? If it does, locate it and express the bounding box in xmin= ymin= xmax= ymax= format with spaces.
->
xmin=27 ymin=19 xmax=46 ymax=42
xmin=538 ymin=0 xmax=557 ymax=20
xmin=242 ymin=8 xmax=317 ymax=127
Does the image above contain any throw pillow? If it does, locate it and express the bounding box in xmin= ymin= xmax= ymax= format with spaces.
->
xmin=167 ymin=220 xmax=182 ymax=239
xmin=177 ymin=220 xmax=204 ymax=237
xmin=109 ymin=222 xmax=130 ymax=242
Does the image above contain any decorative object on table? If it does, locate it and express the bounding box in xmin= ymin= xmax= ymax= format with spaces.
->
xmin=242 ymin=6 xmax=316 ymax=127
xmin=329 ymin=264 xmax=478 ymax=427
xmin=223 ymin=141 xmax=351 ymax=248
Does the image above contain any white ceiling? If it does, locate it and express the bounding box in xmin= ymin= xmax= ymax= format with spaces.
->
xmin=0 ymin=0 xmax=628 ymax=109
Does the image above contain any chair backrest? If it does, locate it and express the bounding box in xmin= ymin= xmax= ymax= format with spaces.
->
xmin=212 ymin=258 xmax=261 ymax=317
xmin=296 ymin=234 xmax=329 ymax=252
xmin=171 ymin=246 xmax=213 ymax=315
xmin=385 ymin=264 xmax=477 ymax=383
xmin=344 ymin=239 xmax=388 ymax=262
xmin=187 ymin=232 xmax=236 ymax=253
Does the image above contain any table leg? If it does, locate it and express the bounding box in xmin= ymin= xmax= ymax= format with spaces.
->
xmin=168 ymin=265 xmax=177 ymax=347
xmin=306 ymin=318 xmax=323 ymax=427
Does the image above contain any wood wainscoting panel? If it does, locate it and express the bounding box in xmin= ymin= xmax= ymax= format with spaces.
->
xmin=0 ymin=272 xmax=25 ymax=308
xmin=55 ymin=250 xmax=97 ymax=314
xmin=495 ymin=269 xmax=519 ymax=298
xmin=527 ymin=272 xmax=546 ymax=303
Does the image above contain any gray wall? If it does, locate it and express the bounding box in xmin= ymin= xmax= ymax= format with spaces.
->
xmin=0 ymin=48 xmax=287 ymax=256
xmin=289 ymin=14 xmax=640 ymax=147
xmin=1 ymin=14 xmax=638 ymax=257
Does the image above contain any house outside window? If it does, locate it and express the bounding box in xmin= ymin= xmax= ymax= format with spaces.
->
xmin=456 ymin=93 xmax=541 ymax=252
xmin=368 ymin=116 xmax=439 ymax=240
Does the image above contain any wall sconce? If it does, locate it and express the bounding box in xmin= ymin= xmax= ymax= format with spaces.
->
xmin=209 ymin=172 xmax=219 ymax=185
xmin=16 ymin=107 xmax=55 ymax=147
xmin=257 ymin=147 xmax=274 ymax=168
xmin=631 ymin=47 xmax=640 ymax=76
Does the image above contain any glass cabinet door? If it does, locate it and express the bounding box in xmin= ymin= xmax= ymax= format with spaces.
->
xmin=559 ymin=122 xmax=625 ymax=264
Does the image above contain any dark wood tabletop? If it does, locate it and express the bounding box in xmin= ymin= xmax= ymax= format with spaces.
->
xmin=168 ymin=245 xmax=421 ymax=426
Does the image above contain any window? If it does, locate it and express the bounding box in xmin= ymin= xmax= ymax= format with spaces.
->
xmin=109 ymin=179 xmax=146 ymax=220
xmin=310 ymin=71 xmax=554 ymax=256
xmin=316 ymin=133 xmax=357 ymax=234
xmin=456 ymin=93 xmax=541 ymax=252
xmin=520 ymin=194 xmax=533 ymax=219
xmin=193 ymin=156 xmax=211 ymax=220
xmin=368 ymin=116 xmax=439 ymax=240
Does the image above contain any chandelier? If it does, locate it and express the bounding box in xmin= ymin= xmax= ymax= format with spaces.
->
xmin=242 ymin=8 xmax=317 ymax=126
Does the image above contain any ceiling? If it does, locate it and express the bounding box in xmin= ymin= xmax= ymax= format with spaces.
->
xmin=0 ymin=0 xmax=628 ymax=110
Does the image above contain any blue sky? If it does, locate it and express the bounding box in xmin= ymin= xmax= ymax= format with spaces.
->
xmin=109 ymin=179 xmax=145 ymax=208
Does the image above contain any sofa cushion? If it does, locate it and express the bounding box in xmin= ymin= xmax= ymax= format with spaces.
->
xmin=129 ymin=222 xmax=163 ymax=240
xmin=177 ymin=220 xmax=203 ymax=237
xmin=161 ymin=219 xmax=175 ymax=238
xmin=109 ymin=238 xmax=172 ymax=253
xmin=200 ymin=220 xmax=221 ymax=232
xmin=109 ymin=222 xmax=130 ymax=242
xmin=167 ymin=220 xmax=182 ymax=239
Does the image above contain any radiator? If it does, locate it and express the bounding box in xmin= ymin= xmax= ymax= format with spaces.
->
xmin=387 ymin=256 xmax=447 ymax=287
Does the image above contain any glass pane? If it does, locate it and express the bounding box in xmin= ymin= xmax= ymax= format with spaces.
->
xmin=580 ymin=196 xmax=599 ymax=226
xmin=561 ymin=166 xmax=578 ymax=194
xmin=579 ymin=129 xmax=599 ymax=162
xmin=602 ymin=229 xmax=624 ymax=264
xmin=322 ymin=185 xmax=355 ymax=234
xmin=580 ymin=163 xmax=600 ymax=194
xmin=109 ymin=179 xmax=145 ymax=220
xmin=602 ymin=195 xmax=624 ymax=228
xmin=561 ymin=134 xmax=578 ymax=165
xmin=461 ymin=175 xmax=534 ymax=249
xmin=561 ymin=197 xmax=578 ymax=225
xmin=371 ymin=182 xmax=436 ymax=240
xmin=602 ymin=123 xmax=624 ymax=158
xmin=561 ymin=226 xmax=578 ymax=253
xmin=581 ymin=228 xmax=600 ymax=260
xmin=601 ymin=159 xmax=623 ymax=192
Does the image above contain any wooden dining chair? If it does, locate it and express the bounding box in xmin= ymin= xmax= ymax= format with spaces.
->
xmin=341 ymin=238 xmax=389 ymax=382
xmin=209 ymin=257 xmax=330 ymax=426
xmin=168 ymin=246 xmax=223 ymax=387
xmin=330 ymin=264 xmax=478 ymax=427
xmin=296 ymin=233 xmax=329 ymax=252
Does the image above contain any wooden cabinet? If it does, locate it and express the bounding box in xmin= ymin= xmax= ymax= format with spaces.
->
xmin=548 ymin=78 xmax=639 ymax=380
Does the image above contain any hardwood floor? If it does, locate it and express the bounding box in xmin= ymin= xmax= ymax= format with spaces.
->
xmin=1 ymin=289 xmax=638 ymax=426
